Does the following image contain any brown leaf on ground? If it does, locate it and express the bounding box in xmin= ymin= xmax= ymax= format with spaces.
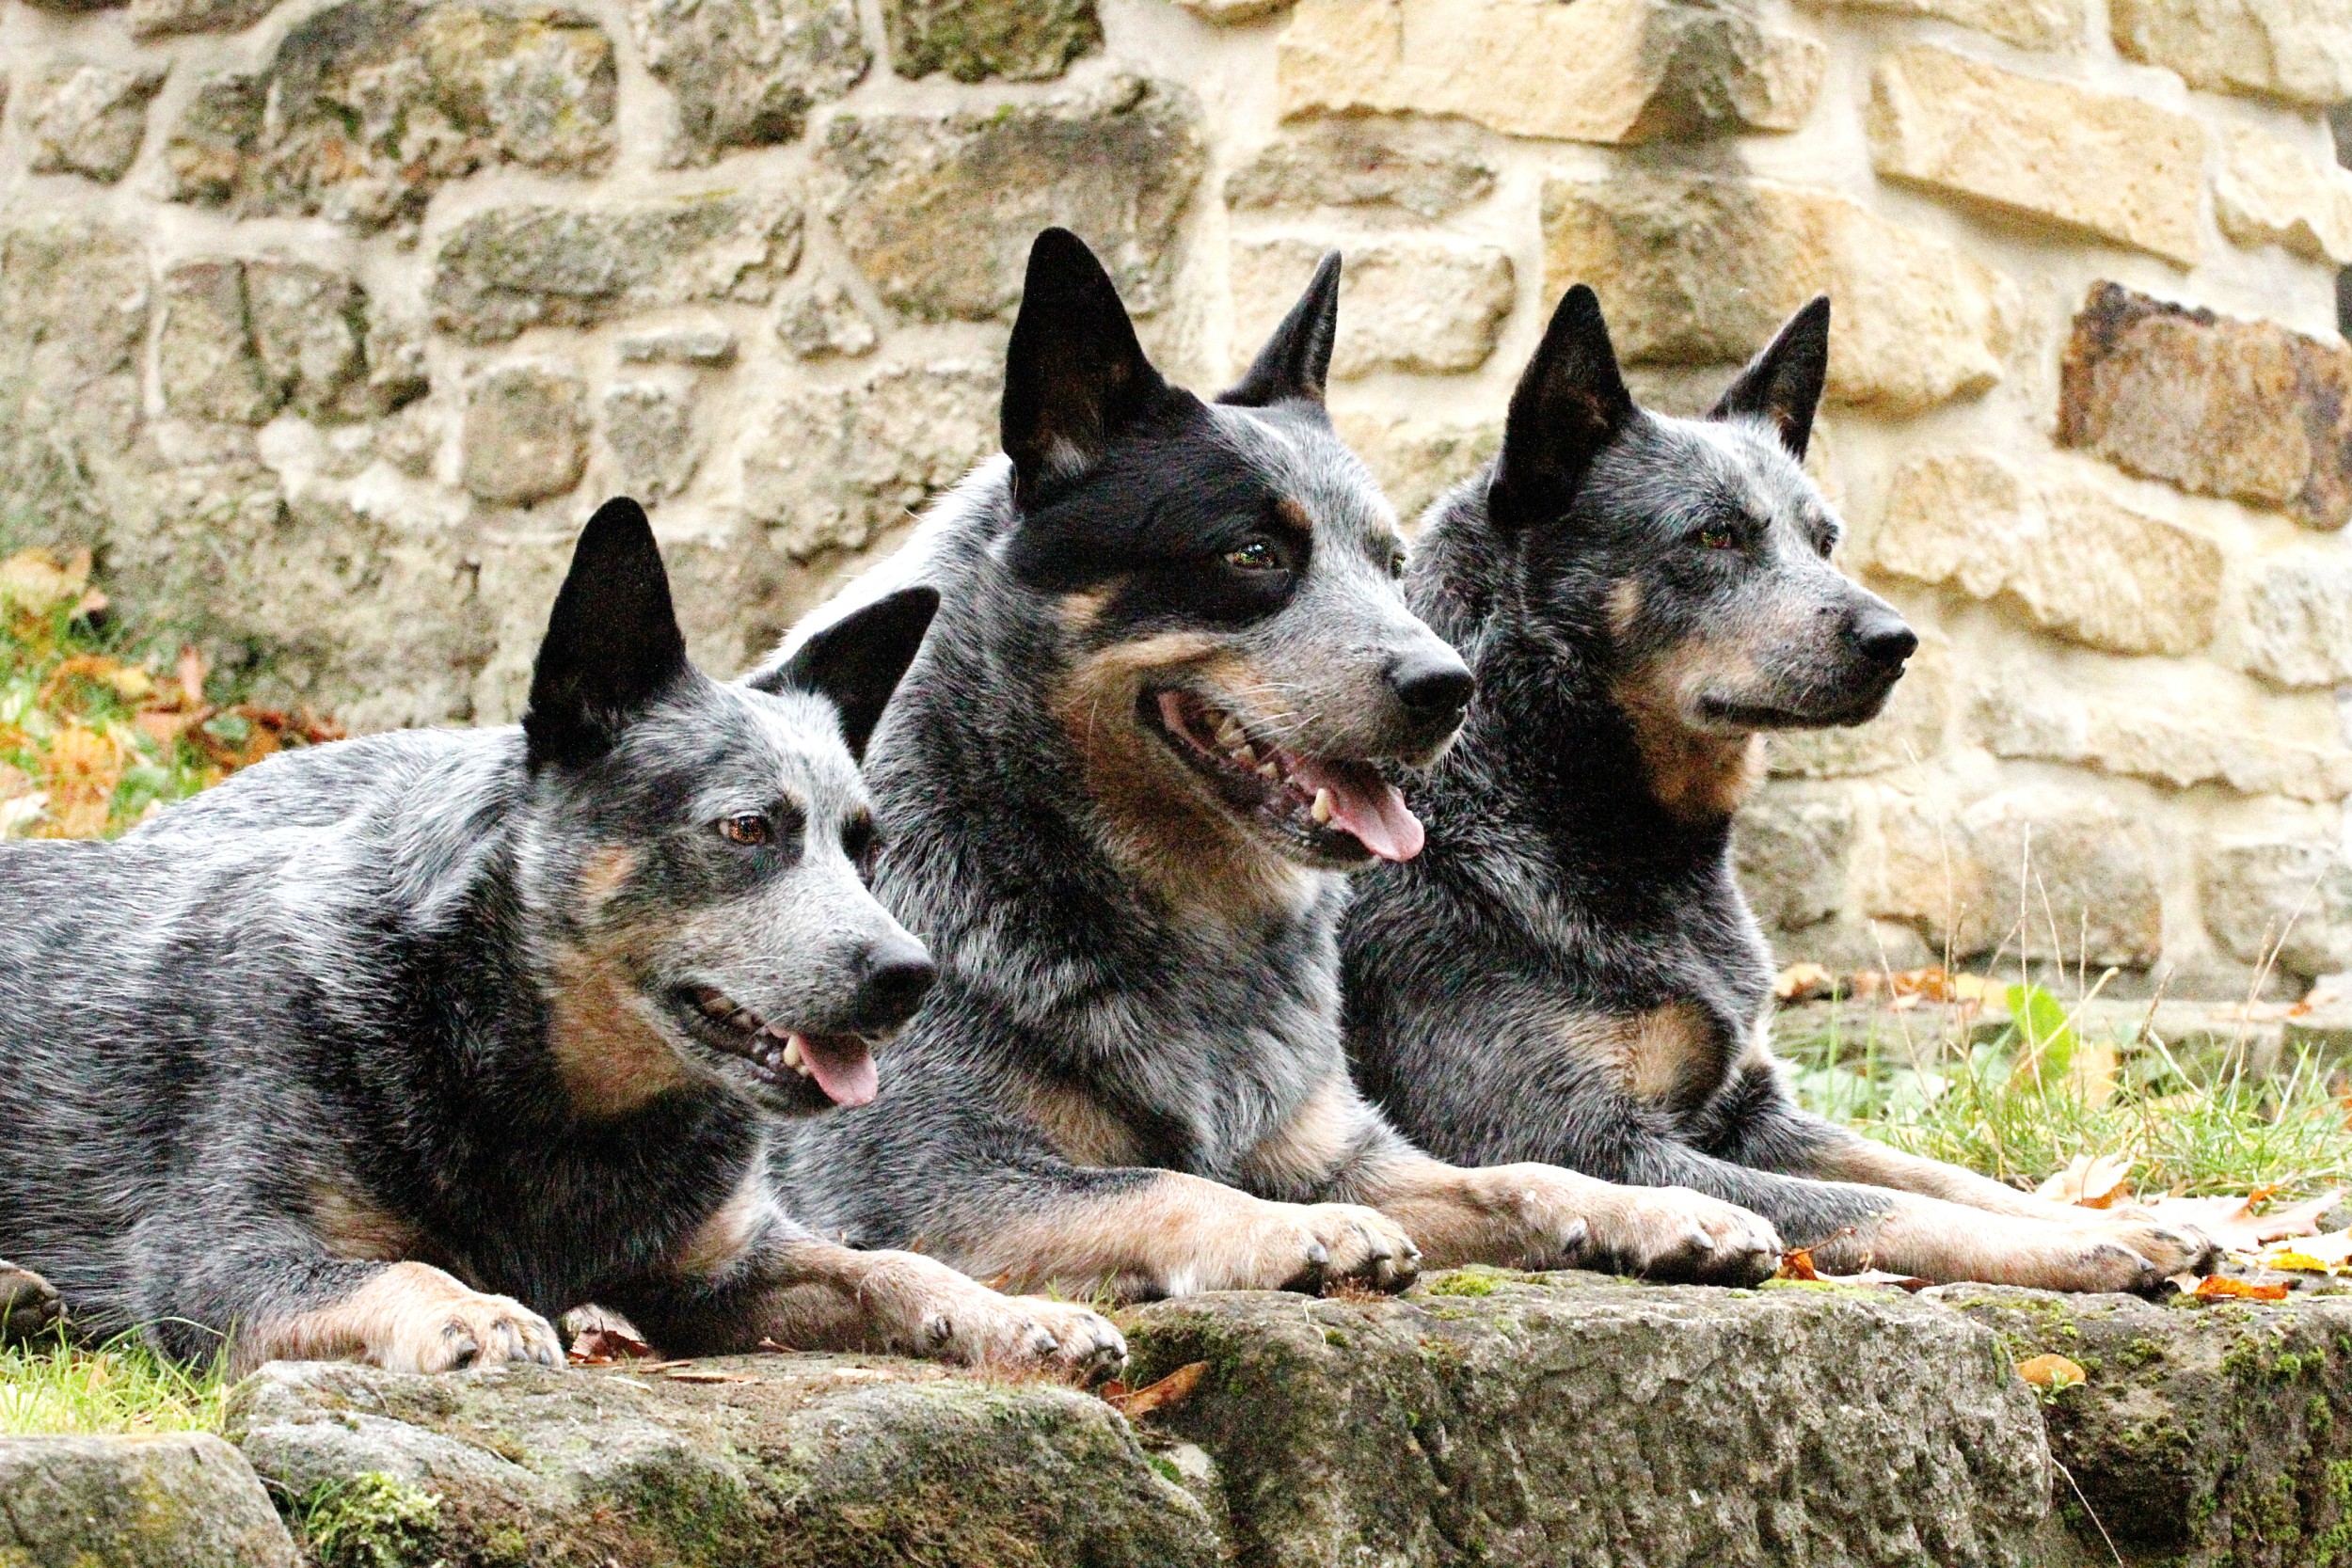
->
xmin=2036 ymin=1153 xmax=2136 ymax=1210
xmin=1774 ymin=962 xmax=1835 ymax=1004
xmin=1776 ymin=1248 xmax=1822 ymax=1281
xmin=1104 ymin=1361 xmax=1206 ymax=1420
xmin=2016 ymin=1353 xmax=2086 ymax=1390
xmin=2150 ymin=1189 xmax=2343 ymax=1254
xmin=40 ymin=723 xmax=122 ymax=838
xmin=568 ymin=1323 xmax=658 ymax=1365
xmin=1772 ymin=1246 xmax=1926 ymax=1291
xmin=2194 ymin=1275 xmax=2292 ymax=1302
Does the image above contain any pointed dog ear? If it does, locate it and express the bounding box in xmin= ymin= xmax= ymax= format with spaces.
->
xmin=1001 ymin=228 xmax=1170 ymax=503
xmin=524 ymin=496 xmax=691 ymax=768
xmin=751 ymin=587 xmax=940 ymax=762
xmin=1220 ymin=250 xmax=1341 ymax=409
xmin=1488 ymin=285 xmax=1635 ymax=531
xmin=1710 ymin=294 xmax=1829 ymax=461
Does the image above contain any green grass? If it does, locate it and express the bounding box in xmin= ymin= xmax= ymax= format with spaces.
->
xmin=1783 ymin=994 xmax=2352 ymax=1200
xmin=0 ymin=1328 xmax=230 ymax=1436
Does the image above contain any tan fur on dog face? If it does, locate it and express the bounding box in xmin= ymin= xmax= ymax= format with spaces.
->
xmin=546 ymin=936 xmax=691 ymax=1119
xmin=1612 ymin=658 xmax=1766 ymax=824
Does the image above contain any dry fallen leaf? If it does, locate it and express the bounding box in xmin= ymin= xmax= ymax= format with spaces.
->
xmin=1776 ymin=1248 xmax=1822 ymax=1281
xmin=2147 ymin=1189 xmax=2343 ymax=1255
xmin=665 ymin=1367 xmax=758 ymax=1384
xmin=2016 ymin=1354 xmax=2086 ymax=1391
xmin=1104 ymin=1361 xmax=1206 ymax=1420
xmin=2264 ymin=1250 xmax=2332 ymax=1274
xmin=1774 ymin=962 xmax=1834 ymax=1003
xmin=2194 ymin=1275 xmax=2292 ymax=1303
xmin=568 ymin=1323 xmax=657 ymax=1365
xmin=1772 ymin=1248 xmax=1927 ymax=1291
xmin=2036 ymin=1153 xmax=2136 ymax=1211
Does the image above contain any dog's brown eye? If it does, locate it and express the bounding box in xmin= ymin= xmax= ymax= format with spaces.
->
xmin=1225 ymin=540 xmax=1281 ymax=572
xmin=1699 ymin=526 xmax=1737 ymax=550
xmin=719 ymin=814 xmax=771 ymax=847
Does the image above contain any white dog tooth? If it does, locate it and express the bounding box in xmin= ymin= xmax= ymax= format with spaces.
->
xmin=1232 ymin=743 xmax=1257 ymax=768
xmin=781 ymin=1034 xmax=803 ymax=1069
xmin=1311 ymin=788 xmax=1333 ymax=825
xmin=1216 ymin=717 xmax=1246 ymax=749
xmin=1258 ymin=760 xmax=1279 ymax=781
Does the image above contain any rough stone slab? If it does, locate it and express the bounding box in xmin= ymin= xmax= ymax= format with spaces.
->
xmin=1332 ymin=409 xmax=1500 ymax=522
xmin=1122 ymin=1272 xmax=2053 ymax=1568
xmin=883 ymin=0 xmax=1101 ymax=82
xmin=1941 ymin=1284 xmax=2352 ymax=1567
xmin=1232 ymin=236 xmax=1513 ymax=379
xmin=1277 ymin=0 xmax=1823 ymax=145
xmin=2215 ymin=122 xmax=2352 ymax=266
xmin=628 ymin=0 xmax=866 ymax=160
xmin=1543 ymin=173 xmax=2014 ymax=416
xmin=2203 ymin=836 xmax=2352 ymax=980
xmin=22 ymin=62 xmax=167 ymax=184
xmin=1971 ymin=673 xmax=2352 ymax=805
xmin=0 ymin=1433 xmax=300 ymax=1568
xmin=1767 ymin=629 xmax=1953 ymax=779
xmin=462 ymin=364 xmax=586 ymax=507
xmin=1867 ymin=45 xmax=2205 ymax=266
xmin=129 ymin=0 xmax=277 ymax=38
xmin=1798 ymin=0 xmax=2081 ymax=51
xmin=1230 ymin=117 xmax=1496 ymax=219
xmin=227 ymin=1354 xmax=1218 ymax=1567
xmin=0 ymin=222 xmax=150 ymax=549
xmin=430 ymin=194 xmax=802 ymax=345
xmin=2111 ymin=0 xmax=2352 ymax=108
xmin=817 ymin=75 xmax=1204 ymax=323
xmin=2243 ymin=549 xmax=2352 ymax=689
xmin=163 ymin=0 xmax=615 ymax=231
xmin=602 ymin=379 xmax=700 ymax=503
xmin=1872 ymin=451 xmax=2222 ymax=657
xmin=1738 ymin=780 xmax=1859 ymax=933
xmin=2059 ymin=282 xmax=2352 ymax=531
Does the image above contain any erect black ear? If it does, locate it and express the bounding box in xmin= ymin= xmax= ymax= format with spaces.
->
xmin=1487 ymin=285 xmax=1635 ymax=531
xmin=1002 ymin=228 xmax=1169 ymax=503
xmin=1219 ymin=250 xmax=1341 ymax=409
xmin=750 ymin=587 xmax=940 ymax=762
xmin=1709 ymin=294 xmax=1829 ymax=461
xmin=523 ymin=497 xmax=691 ymax=768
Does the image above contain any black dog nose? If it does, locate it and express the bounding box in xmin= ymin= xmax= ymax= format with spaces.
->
xmin=1852 ymin=610 xmax=1918 ymax=667
xmin=1388 ymin=652 xmax=1476 ymax=721
xmin=850 ymin=940 xmax=937 ymax=1031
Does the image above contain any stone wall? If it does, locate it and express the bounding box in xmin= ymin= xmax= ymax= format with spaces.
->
xmin=1 ymin=0 xmax=2348 ymax=990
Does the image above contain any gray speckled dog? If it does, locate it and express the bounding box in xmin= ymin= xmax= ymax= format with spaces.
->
xmin=756 ymin=229 xmax=1780 ymax=1297
xmin=1343 ymin=286 xmax=2218 ymax=1291
xmin=0 ymin=499 xmax=1124 ymax=1377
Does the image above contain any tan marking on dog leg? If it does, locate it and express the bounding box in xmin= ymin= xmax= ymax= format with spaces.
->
xmin=1536 ymin=1004 xmax=1726 ymax=1112
xmin=1810 ymin=1193 xmax=2166 ymax=1291
xmin=309 ymin=1184 xmax=423 ymax=1263
xmin=1021 ymin=1082 xmax=1146 ymax=1168
xmin=1350 ymin=1153 xmax=1780 ymax=1280
xmin=749 ymin=1241 xmax=1126 ymax=1377
xmin=664 ymin=1162 xmax=780 ymax=1281
xmin=963 ymin=1171 xmax=1415 ymax=1299
xmin=545 ymin=940 xmax=691 ymax=1120
xmin=1237 ymin=1075 xmax=1369 ymax=1196
xmin=241 ymin=1262 xmax=562 ymax=1376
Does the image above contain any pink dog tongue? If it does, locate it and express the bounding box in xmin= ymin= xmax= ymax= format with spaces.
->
xmin=794 ymin=1032 xmax=878 ymax=1108
xmin=1293 ymin=758 xmax=1425 ymax=863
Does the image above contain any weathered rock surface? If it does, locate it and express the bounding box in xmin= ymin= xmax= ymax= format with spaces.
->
xmin=156 ymin=258 xmax=417 ymax=427
xmin=1739 ymin=782 xmax=1858 ymax=932
xmin=1872 ymin=451 xmax=2223 ymax=657
xmin=1867 ymin=45 xmax=2206 ymax=266
xmin=1277 ymin=0 xmax=1825 ymax=145
xmin=227 ymin=1354 xmax=1218 ymax=1566
xmin=2242 ymin=548 xmax=2352 ymax=689
xmin=0 ymin=1433 xmax=299 ymax=1568
xmin=1544 ymin=173 xmax=2014 ymax=416
xmin=0 ymin=221 xmax=150 ymax=551
xmin=1973 ymin=673 xmax=2352 ymax=805
xmin=883 ymin=0 xmax=1102 ymax=82
xmin=2110 ymin=0 xmax=2352 ymax=109
xmin=462 ymin=364 xmax=587 ymax=506
xmin=2202 ymin=836 xmax=2352 ymax=979
xmin=430 ymin=195 xmax=802 ymax=344
xmin=1122 ymin=1273 xmax=2051 ymax=1568
xmin=129 ymin=0 xmax=277 ymax=38
xmin=628 ymin=0 xmax=866 ymax=160
xmin=22 ymin=62 xmax=167 ymax=183
xmin=772 ymin=274 xmax=879 ymax=358
xmin=164 ymin=0 xmax=616 ymax=231
xmin=1942 ymin=1283 xmax=2352 ymax=1566
xmin=2214 ymin=122 xmax=2352 ymax=266
xmin=1229 ymin=117 xmax=1497 ymax=219
xmin=817 ymin=75 xmax=1204 ymax=322
xmin=602 ymin=379 xmax=700 ymax=502
xmin=2059 ymin=281 xmax=2352 ymax=531
xmin=1232 ymin=236 xmax=1513 ymax=379
xmin=1332 ymin=409 xmax=1500 ymax=522
xmin=1800 ymin=0 xmax=2081 ymax=50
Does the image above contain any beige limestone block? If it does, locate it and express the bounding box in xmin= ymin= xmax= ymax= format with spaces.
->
xmin=1797 ymin=0 xmax=2080 ymax=51
xmin=882 ymin=0 xmax=1100 ymax=82
xmin=1736 ymin=780 xmax=1858 ymax=933
xmin=1333 ymin=410 xmax=1502 ymax=524
xmin=2058 ymin=281 xmax=2352 ymax=531
xmin=1176 ymin=0 xmax=1293 ymax=19
xmin=2213 ymin=123 xmax=2352 ymax=266
xmin=1232 ymin=237 xmax=1513 ymax=380
xmin=23 ymin=63 xmax=167 ymax=183
xmin=2112 ymin=0 xmax=2352 ymax=109
xmin=1970 ymin=674 xmax=2352 ymax=802
xmin=156 ymin=261 xmax=275 ymax=426
xmin=1275 ymin=0 xmax=1824 ymax=145
xmin=1872 ymin=451 xmax=2222 ymax=657
xmin=2203 ymin=836 xmax=2352 ymax=978
xmin=462 ymin=364 xmax=587 ymax=507
xmin=1542 ymin=174 xmax=2013 ymax=416
xmin=1229 ymin=118 xmax=1496 ymax=220
xmin=628 ymin=0 xmax=866 ymax=160
xmin=2240 ymin=549 xmax=2352 ymax=689
xmin=1867 ymin=45 xmax=2206 ymax=266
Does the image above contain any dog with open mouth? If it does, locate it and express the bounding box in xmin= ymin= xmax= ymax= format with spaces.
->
xmin=755 ymin=229 xmax=1782 ymax=1298
xmin=1341 ymin=285 xmax=2219 ymax=1291
xmin=0 ymin=499 xmax=1125 ymax=1378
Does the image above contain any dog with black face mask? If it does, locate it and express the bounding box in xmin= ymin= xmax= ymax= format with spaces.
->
xmin=1343 ymin=286 xmax=2218 ymax=1291
xmin=759 ymin=230 xmax=1781 ymax=1297
xmin=0 ymin=498 xmax=1125 ymax=1376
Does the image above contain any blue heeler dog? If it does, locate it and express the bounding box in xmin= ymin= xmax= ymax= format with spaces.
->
xmin=0 ymin=499 xmax=1125 ymax=1375
xmin=1342 ymin=285 xmax=2218 ymax=1290
xmin=756 ymin=230 xmax=1783 ymax=1295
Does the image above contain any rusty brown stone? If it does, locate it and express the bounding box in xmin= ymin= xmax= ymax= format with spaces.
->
xmin=2058 ymin=280 xmax=2352 ymax=531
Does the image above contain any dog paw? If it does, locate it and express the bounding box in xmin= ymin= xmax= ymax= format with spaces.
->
xmin=884 ymin=1263 xmax=1127 ymax=1382
xmin=0 ymin=1261 xmax=61 ymax=1343
xmin=2079 ymin=1217 xmax=2220 ymax=1280
xmin=376 ymin=1285 xmax=564 ymax=1374
xmin=1582 ymin=1184 xmax=1784 ymax=1286
xmin=972 ymin=1296 xmax=1130 ymax=1384
xmin=1198 ymin=1201 xmax=1421 ymax=1295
